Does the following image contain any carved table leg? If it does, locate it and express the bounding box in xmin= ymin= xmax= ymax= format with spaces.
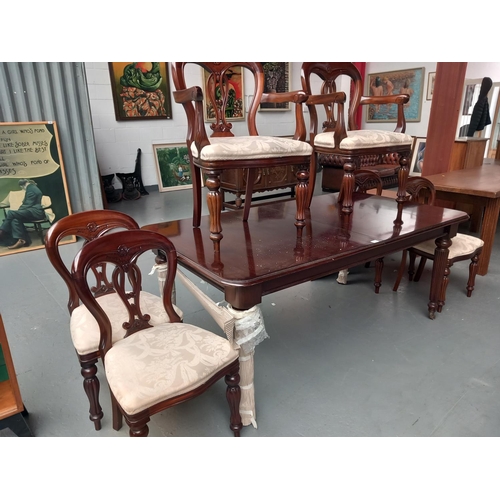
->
xmin=205 ymin=170 xmax=223 ymax=252
xmin=428 ymin=234 xmax=452 ymax=319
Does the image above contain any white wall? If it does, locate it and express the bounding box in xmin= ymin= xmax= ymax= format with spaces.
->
xmin=85 ymin=62 xmax=500 ymax=189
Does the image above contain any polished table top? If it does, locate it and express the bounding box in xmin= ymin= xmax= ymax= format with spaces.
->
xmin=143 ymin=193 xmax=469 ymax=313
xmin=424 ymin=161 xmax=500 ymax=198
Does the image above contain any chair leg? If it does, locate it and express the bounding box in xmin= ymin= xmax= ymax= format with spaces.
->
xmin=414 ymin=257 xmax=427 ymax=282
xmin=80 ymin=357 xmax=103 ymax=431
xmin=374 ymin=257 xmax=384 ymax=294
xmin=437 ymin=263 xmax=451 ymax=313
xmin=408 ymin=251 xmax=418 ymax=281
xmin=225 ymin=366 xmax=242 ymax=437
xmin=393 ymin=250 xmax=407 ymax=292
xmin=192 ymin=164 xmax=203 ymax=228
xmin=243 ymin=169 xmax=256 ymax=222
xmin=111 ymin=392 xmax=123 ymax=431
xmin=126 ymin=412 xmax=150 ymax=437
xmin=466 ymin=253 xmax=481 ymax=297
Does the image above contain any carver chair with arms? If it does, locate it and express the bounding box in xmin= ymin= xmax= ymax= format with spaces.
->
xmin=170 ymin=62 xmax=313 ymax=250
xmin=392 ymin=177 xmax=484 ymax=313
xmin=71 ymin=229 xmax=242 ymax=437
xmin=301 ymin=62 xmax=413 ymax=213
xmin=44 ymin=210 xmax=183 ymax=431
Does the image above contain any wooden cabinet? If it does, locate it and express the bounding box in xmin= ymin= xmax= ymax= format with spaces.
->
xmin=448 ymin=138 xmax=488 ymax=171
xmin=0 ymin=315 xmax=23 ymax=421
xmin=0 ymin=314 xmax=31 ymax=436
xmin=220 ymin=165 xmax=297 ymax=209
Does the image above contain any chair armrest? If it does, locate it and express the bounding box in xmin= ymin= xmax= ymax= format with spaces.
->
xmin=172 ymin=86 xmax=203 ymax=104
xmin=172 ymin=86 xmax=210 ymax=153
xmin=261 ymin=90 xmax=309 ymax=105
xmin=261 ymin=90 xmax=310 ymax=141
xmin=305 ymin=92 xmax=347 ymax=146
xmin=359 ymin=94 xmax=409 ymax=133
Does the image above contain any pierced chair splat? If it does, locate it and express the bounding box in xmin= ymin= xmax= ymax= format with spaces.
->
xmin=71 ymin=229 xmax=242 ymax=437
xmin=301 ymin=62 xmax=413 ymax=214
xmin=170 ymin=62 xmax=313 ymax=250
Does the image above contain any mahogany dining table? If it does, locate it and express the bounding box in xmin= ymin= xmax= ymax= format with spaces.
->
xmin=424 ymin=160 xmax=500 ymax=276
xmin=143 ymin=192 xmax=469 ymax=320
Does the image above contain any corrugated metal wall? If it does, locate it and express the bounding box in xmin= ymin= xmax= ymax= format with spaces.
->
xmin=0 ymin=62 xmax=103 ymax=212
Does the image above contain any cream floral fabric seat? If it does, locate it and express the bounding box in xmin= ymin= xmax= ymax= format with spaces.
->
xmin=105 ymin=323 xmax=238 ymax=415
xmin=191 ymin=136 xmax=312 ymax=161
xmin=314 ymin=130 xmax=413 ymax=150
xmin=70 ymin=292 xmax=183 ymax=356
xmin=411 ymin=233 xmax=484 ymax=258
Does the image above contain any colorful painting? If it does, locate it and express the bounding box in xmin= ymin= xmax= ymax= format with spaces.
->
xmin=203 ymin=66 xmax=245 ymax=122
xmin=153 ymin=143 xmax=193 ymax=192
xmin=260 ymin=62 xmax=291 ymax=111
xmin=109 ymin=62 xmax=172 ymax=120
xmin=366 ymin=67 xmax=425 ymax=123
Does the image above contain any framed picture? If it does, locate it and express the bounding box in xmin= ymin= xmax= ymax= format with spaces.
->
xmin=153 ymin=143 xmax=193 ymax=192
xmin=203 ymin=66 xmax=245 ymax=122
xmin=260 ymin=62 xmax=291 ymax=111
xmin=366 ymin=67 xmax=425 ymax=123
xmin=410 ymin=137 xmax=426 ymax=176
xmin=426 ymin=72 xmax=436 ymax=100
xmin=0 ymin=121 xmax=74 ymax=257
xmin=462 ymin=84 xmax=477 ymax=115
xmin=108 ymin=62 xmax=172 ymax=121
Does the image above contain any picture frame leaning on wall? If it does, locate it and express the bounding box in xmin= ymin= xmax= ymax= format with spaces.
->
xmin=0 ymin=121 xmax=75 ymax=257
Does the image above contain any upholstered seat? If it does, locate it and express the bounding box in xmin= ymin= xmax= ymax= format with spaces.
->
xmin=72 ymin=229 xmax=242 ymax=437
xmin=105 ymin=323 xmax=238 ymax=415
xmin=314 ymin=129 xmax=413 ymax=150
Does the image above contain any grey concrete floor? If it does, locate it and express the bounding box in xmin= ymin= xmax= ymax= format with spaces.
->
xmin=1 ymin=175 xmax=500 ymax=440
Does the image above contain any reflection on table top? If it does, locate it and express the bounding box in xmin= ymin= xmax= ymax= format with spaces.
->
xmin=143 ymin=193 xmax=468 ymax=308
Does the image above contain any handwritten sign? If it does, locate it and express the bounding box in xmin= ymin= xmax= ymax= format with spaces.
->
xmin=0 ymin=122 xmax=61 ymax=178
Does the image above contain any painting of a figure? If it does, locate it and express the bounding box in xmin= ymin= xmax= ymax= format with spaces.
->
xmin=366 ymin=67 xmax=424 ymax=123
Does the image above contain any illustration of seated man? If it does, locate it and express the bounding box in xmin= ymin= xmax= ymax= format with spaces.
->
xmin=0 ymin=179 xmax=54 ymax=250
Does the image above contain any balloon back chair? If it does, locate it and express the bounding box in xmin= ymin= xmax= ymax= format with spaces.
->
xmin=392 ymin=177 xmax=484 ymax=313
xmin=170 ymin=62 xmax=313 ymax=250
xmin=45 ymin=210 xmax=183 ymax=431
xmin=301 ymin=62 xmax=414 ymax=214
xmin=71 ymin=229 xmax=242 ymax=437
